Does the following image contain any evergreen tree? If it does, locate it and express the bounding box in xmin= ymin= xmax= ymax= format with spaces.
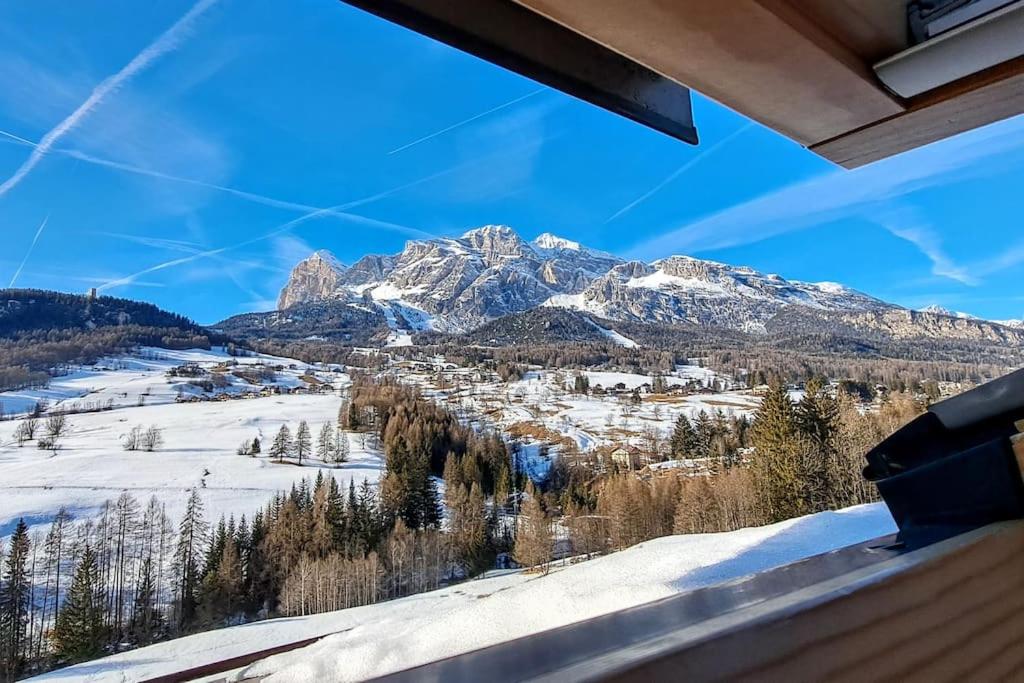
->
xmin=669 ymin=414 xmax=697 ymax=457
xmin=693 ymin=411 xmax=715 ymax=459
xmin=199 ymin=541 xmax=242 ymax=625
xmin=750 ymin=383 xmax=806 ymax=522
xmin=0 ymin=519 xmax=30 ymax=678
xmin=795 ymin=378 xmax=843 ymax=509
xmin=129 ymin=557 xmax=161 ymax=646
xmin=345 ymin=401 xmax=360 ymax=431
xmin=174 ymin=489 xmax=208 ymax=630
xmin=250 ymin=437 xmax=261 ymax=454
xmin=295 ymin=421 xmax=312 ymax=465
xmin=51 ymin=546 xmax=106 ymax=663
xmin=269 ymin=425 xmax=293 ymax=463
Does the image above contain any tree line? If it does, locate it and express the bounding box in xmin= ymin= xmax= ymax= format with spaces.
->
xmin=559 ymin=382 xmax=921 ymax=557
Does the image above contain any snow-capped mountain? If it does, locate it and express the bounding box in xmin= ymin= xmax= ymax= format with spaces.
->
xmin=274 ymin=226 xmax=1015 ymax=339
xmin=277 ymin=226 xmax=623 ymax=332
xmin=544 ymin=256 xmax=890 ymax=334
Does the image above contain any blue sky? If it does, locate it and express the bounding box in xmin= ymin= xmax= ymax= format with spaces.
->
xmin=2 ymin=0 xmax=1023 ymax=324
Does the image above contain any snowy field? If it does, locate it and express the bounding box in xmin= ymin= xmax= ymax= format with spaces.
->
xmin=34 ymin=503 xmax=897 ymax=682
xmin=0 ymin=348 xmax=382 ymax=540
xmin=0 ymin=347 xmax=326 ymax=417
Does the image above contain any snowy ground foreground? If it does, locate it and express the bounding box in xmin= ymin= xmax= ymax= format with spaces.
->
xmin=35 ymin=504 xmax=896 ymax=683
xmin=0 ymin=348 xmax=381 ymax=540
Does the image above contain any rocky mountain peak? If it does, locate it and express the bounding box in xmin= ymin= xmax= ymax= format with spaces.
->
xmin=277 ymin=250 xmax=347 ymax=310
xmin=459 ymin=225 xmax=532 ymax=261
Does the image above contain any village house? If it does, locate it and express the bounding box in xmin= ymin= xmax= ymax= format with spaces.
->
xmin=610 ymin=445 xmax=646 ymax=470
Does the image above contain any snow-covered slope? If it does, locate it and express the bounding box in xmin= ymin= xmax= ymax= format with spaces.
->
xmin=0 ymin=348 xmax=380 ymax=540
xmin=33 ymin=503 xmax=896 ymax=683
xmin=547 ymin=256 xmax=890 ymax=334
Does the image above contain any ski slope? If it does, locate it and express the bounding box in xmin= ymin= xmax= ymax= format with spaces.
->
xmin=33 ymin=503 xmax=896 ymax=682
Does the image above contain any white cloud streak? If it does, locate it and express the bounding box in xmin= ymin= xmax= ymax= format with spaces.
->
xmin=388 ymin=88 xmax=545 ymax=155
xmin=972 ymin=238 xmax=1024 ymax=278
xmin=875 ymin=208 xmax=977 ymax=286
xmin=0 ymin=0 xmax=219 ymax=200
xmin=8 ymin=216 xmax=49 ymax=286
xmin=605 ymin=123 xmax=753 ymax=224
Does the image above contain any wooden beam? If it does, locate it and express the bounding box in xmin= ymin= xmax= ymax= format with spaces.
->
xmin=813 ymin=55 xmax=1024 ymax=167
xmin=339 ymin=0 xmax=698 ymax=145
xmin=512 ymin=0 xmax=905 ymax=146
xmin=604 ymin=524 xmax=1024 ymax=682
xmin=374 ymin=523 xmax=1024 ymax=682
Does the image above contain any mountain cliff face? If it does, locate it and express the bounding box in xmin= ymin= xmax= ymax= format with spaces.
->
xmin=277 ymin=251 xmax=346 ymax=310
xmin=274 ymin=226 xmax=1023 ymax=345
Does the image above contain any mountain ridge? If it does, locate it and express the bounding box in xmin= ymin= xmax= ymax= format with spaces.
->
xmin=276 ymin=226 xmax=917 ymax=334
xmin=266 ymin=226 xmax=1024 ymax=355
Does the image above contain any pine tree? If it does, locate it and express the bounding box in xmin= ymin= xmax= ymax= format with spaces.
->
xmin=0 ymin=519 xmax=30 ymax=678
xmin=316 ymin=423 xmax=335 ymax=462
xmin=174 ymin=489 xmax=208 ymax=630
xmin=129 ymin=557 xmax=161 ymax=646
xmin=269 ymin=425 xmax=293 ymax=463
xmin=251 ymin=436 xmax=261 ymax=454
xmin=295 ymin=421 xmax=312 ymax=465
xmin=795 ymin=378 xmax=843 ymax=509
xmin=693 ymin=411 xmax=715 ymax=459
xmin=670 ymin=414 xmax=697 ymax=457
xmin=462 ymin=483 xmax=490 ymax=576
xmin=51 ymin=546 xmax=106 ymax=663
xmin=199 ymin=541 xmax=242 ymax=626
xmin=750 ymin=383 xmax=806 ymax=522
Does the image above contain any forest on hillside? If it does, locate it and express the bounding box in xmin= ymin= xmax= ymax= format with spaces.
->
xmin=0 ymin=290 xmax=221 ymax=393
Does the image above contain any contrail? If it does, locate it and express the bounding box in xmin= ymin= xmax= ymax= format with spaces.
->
xmin=2 ymin=129 xmax=453 ymax=226
xmin=0 ymin=0 xmax=219 ymax=199
xmin=96 ymin=184 xmax=440 ymax=292
xmin=8 ymin=215 xmax=49 ymax=287
xmin=605 ymin=123 xmax=754 ymax=224
xmin=388 ymin=87 xmax=545 ymax=155
xmin=0 ymin=129 xmax=35 ymax=146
